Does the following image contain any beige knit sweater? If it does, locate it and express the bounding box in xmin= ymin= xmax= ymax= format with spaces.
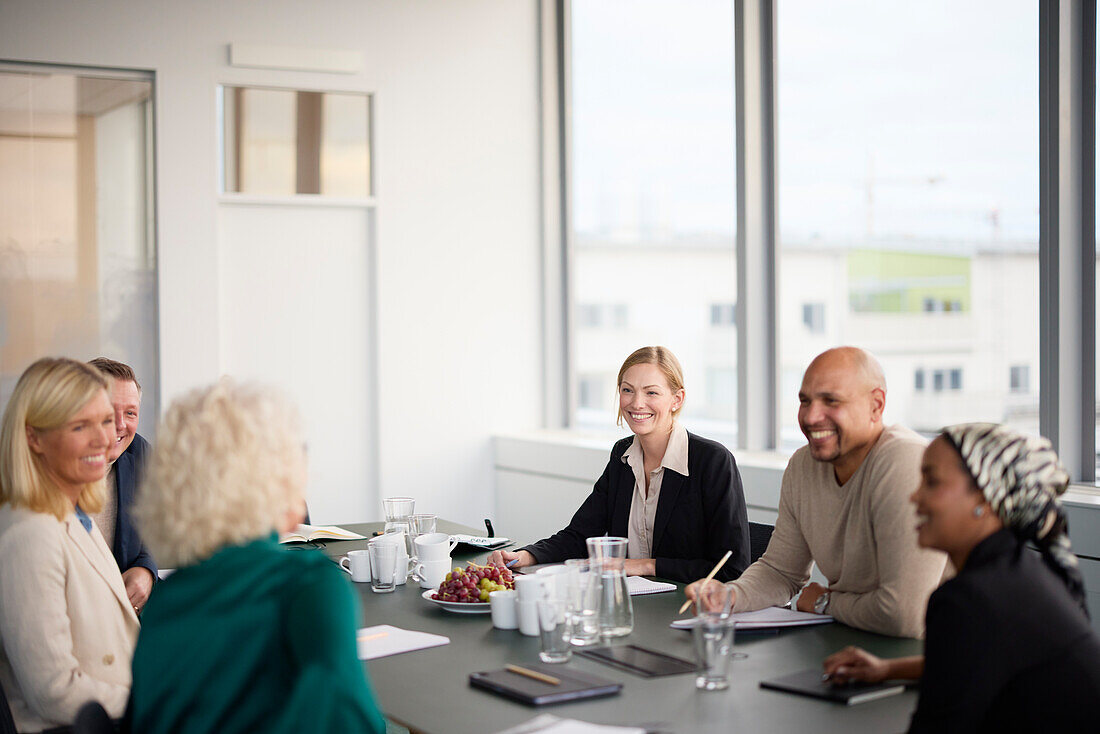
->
xmin=729 ymin=424 xmax=948 ymax=638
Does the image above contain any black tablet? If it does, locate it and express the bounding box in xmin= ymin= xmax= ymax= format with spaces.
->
xmin=577 ymin=645 xmax=697 ymax=678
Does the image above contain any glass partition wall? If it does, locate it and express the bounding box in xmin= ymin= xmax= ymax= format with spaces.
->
xmin=0 ymin=65 xmax=158 ymax=431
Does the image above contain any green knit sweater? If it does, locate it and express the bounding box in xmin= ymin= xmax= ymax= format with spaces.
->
xmin=130 ymin=535 xmax=385 ymax=734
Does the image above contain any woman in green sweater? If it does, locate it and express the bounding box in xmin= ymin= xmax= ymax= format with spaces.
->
xmin=129 ymin=380 xmax=385 ymax=734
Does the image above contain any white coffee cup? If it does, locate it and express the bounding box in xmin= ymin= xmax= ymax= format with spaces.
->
xmin=414 ymin=532 xmax=458 ymax=561
xmin=339 ymin=549 xmax=371 ymax=583
xmin=514 ymin=574 xmax=544 ymax=603
xmin=490 ymin=589 xmax=518 ymax=630
xmin=412 ymin=558 xmax=451 ymax=589
xmin=517 ymin=598 xmax=540 ymax=636
xmin=536 ymin=566 xmax=569 ymax=599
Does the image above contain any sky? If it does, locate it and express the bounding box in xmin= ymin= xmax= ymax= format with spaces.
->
xmin=571 ymin=0 xmax=1039 ymax=244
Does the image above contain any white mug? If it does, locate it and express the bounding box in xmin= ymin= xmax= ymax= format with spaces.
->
xmin=516 ymin=599 xmax=540 ymax=637
xmin=414 ymin=532 xmax=458 ymax=562
xmin=339 ymin=549 xmax=372 ymax=583
xmin=513 ymin=574 xmax=545 ymax=603
xmin=536 ymin=566 xmax=569 ymax=599
xmin=411 ymin=558 xmax=451 ymax=589
xmin=490 ymin=589 xmax=518 ymax=630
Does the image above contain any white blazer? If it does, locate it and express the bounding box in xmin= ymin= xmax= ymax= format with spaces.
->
xmin=0 ymin=504 xmax=140 ymax=732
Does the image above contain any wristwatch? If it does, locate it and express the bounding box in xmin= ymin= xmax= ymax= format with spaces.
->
xmin=813 ymin=590 xmax=831 ymax=615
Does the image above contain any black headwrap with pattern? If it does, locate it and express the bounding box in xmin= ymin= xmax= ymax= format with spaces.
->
xmin=941 ymin=422 xmax=1087 ymax=617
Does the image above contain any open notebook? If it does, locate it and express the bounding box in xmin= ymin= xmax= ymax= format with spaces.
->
xmin=279 ymin=524 xmax=366 ymax=544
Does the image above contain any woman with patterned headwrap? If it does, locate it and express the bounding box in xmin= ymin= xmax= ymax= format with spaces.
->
xmin=823 ymin=423 xmax=1100 ymax=732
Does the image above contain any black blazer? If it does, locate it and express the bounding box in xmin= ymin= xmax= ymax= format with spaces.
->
xmin=910 ymin=528 xmax=1100 ymax=733
xmin=520 ymin=432 xmax=750 ymax=583
xmin=112 ymin=433 xmax=157 ymax=578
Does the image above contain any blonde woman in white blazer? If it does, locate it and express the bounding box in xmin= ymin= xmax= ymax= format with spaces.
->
xmin=0 ymin=358 xmax=140 ymax=732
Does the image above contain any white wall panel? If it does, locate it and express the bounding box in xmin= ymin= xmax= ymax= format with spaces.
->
xmin=217 ymin=203 xmax=374 ymax=523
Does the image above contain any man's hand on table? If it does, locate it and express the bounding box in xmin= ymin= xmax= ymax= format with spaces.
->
xmin=796 ymin=581 xmax=828 ymax=613
xmin=683 ymin=578 xmax=735 ymax=613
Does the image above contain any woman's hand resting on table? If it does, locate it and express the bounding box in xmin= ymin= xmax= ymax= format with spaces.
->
xmin=486 ymin=549 xmax=535 ymax=569
xmin=822 ymin=647 xmax=923 ymax=684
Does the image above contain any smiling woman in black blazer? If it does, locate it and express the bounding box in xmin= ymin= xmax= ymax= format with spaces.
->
xmin=490 ymin=346 xmax=749 ymax=583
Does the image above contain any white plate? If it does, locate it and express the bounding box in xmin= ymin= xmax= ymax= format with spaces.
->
xmin=421 ymin=588 xmax=491 ymax=614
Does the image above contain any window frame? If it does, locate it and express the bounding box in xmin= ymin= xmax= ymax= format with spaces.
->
xmin=547 ymin=0 xmax=1098 ymax=488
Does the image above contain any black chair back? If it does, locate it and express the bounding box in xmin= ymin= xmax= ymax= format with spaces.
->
xmin=0 ymin=678 xmax=17 ymax=734
xmin=748 ymin=521 xmax=774 ymax=564
xmin=71 ymin=701 xmax=116 ymax=734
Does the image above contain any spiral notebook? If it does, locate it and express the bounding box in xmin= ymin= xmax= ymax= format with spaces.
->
xmin=625 ymin=576 xmax=676 ymax=595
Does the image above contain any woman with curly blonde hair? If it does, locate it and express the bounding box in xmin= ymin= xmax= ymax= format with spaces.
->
xmin=129 ymin=379 xmax=384 ymax=734
xmin=0 ymin=357 xmax=139 ymax=731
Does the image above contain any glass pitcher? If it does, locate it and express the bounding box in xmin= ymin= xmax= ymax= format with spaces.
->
xmin=382 ymin=497 xmax=415 ymax=554
xmin=586 ymin=536 xmax=633 ymax=637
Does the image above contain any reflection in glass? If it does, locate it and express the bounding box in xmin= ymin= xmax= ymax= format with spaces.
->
xmin=570 ymin=0 xmax=737 ymax=442
xmin=0 ymin=67 xmax=158 ymax=432
xmin=221 ymin=86 xmax=371 ymax=198
xmin=776 ymin=0 xmax=1039 ymax=451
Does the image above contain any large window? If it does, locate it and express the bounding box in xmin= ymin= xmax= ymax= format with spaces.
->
xmin=570 ymin=0 xmax=737 ymax=440
xmin=776 ymin=0 xmax=1039 ymax=449
xmin=0 ymin=65 xmax=158 ymax=431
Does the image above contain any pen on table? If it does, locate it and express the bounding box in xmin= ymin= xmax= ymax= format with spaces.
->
xmin=358 ymin=632 xmax=389 ymax=642
xmin=677 ymin=549 xmax=732 ymax=615
xmin=505 ymin=664 xmax=560 ymax=686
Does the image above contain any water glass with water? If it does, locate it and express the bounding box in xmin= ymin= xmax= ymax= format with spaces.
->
xmin=693 ymin=582 xmax=735 ymax=690
xmin=537 ymin=597 xmax=573 ymax=663
xmin=563 ymin=558 xmax=600 ymax=646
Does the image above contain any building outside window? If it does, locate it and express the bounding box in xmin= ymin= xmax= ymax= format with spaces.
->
xmin=570 ymin=0 xmax=737 ymax=438
xmin=776 ymin=0 xmax=1037 ymax=448
xmin=801 ymin=302 xmax=825 ymax=334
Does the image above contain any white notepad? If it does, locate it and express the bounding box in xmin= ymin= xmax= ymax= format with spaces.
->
xmin=626 ymin=576 xmax=677 ymax=596
xmin=356 ymin=624 xmax=450 ymax=660
xmin=495 ymin=714 xmax=645 ymax=734
xmin=669 ymin=605 xmax=834 ymax=630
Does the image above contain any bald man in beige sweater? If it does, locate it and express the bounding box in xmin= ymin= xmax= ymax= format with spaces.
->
xmin=687 ymin=347 xmax=947 ymax=638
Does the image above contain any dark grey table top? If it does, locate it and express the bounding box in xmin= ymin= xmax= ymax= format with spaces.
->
xmin=322 ymin=522 xmax=922 ymax=734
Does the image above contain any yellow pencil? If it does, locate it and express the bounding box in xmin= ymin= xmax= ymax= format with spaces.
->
xmin=678 ymin=549 xmax=732 ymax=615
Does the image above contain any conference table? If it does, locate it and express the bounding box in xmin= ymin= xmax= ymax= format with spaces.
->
xmin=318 ymin=521 xmax=923 ymax=734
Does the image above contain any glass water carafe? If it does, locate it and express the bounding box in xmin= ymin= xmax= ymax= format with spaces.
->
xmin=382 ymin=497 xmax=415 ymax=553
xmin=586 ymin=536 xmax=633 ymax=637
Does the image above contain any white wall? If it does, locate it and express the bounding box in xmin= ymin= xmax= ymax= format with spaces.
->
xmin=0 ymin=0 xmax=545 ymax=525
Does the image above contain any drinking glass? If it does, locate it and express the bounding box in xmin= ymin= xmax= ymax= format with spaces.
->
xmin=410 ymin=513 xmax=437 ymax=537
xmin=367 ymin=538 xmax=398 ymax=594
xmin=536 ymin=597 xmax=573 ymax=663
xmin=693 ymin=583 xmax=734 ymax=690
xmin=563 ymin=558 xmax=600 ymax=646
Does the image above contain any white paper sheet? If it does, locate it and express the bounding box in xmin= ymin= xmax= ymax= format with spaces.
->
xmin=356 ymin=624 xmax=450 ymax=660
xmin=494 ymin=714 xmax=646 ymax=734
